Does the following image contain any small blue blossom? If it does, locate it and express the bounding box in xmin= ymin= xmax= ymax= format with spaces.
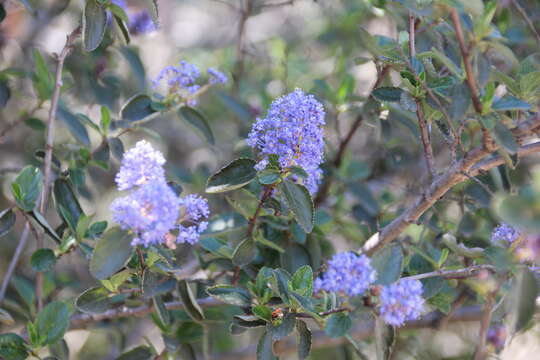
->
xmin=111 ymin=181 xmax=180 ymax=247
xmin=153 ymin=61 xmax=201 ymax=96
xmin=207 ymin=68 xmax=228 ymax=84
xmin=177 ymin=194 xmax=210 ymax=244
xmin=314 ymin=252 xmax=376 ymax=296
xmin=246 ymin=89 xmax=325 ymax=194
xmin=128 ymin=11 xmax=157 ymax=35
xmin=491 ymin=223 xmax=520 ymax=245
xmin=379 ymin=279 xmax=424 ymax=327
xmin=115 ymin=140 xmax=166 ymax=191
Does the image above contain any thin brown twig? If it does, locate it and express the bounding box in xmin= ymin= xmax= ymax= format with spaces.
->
xmin=0 ymin=224 xmax=31 ymax=303
xmin=402 ymin=264 xmax=495 ymax=281
xmin=474 ymin=294 xmax=495 ymax=360
xmin=36 ymin=26 xmax=81 ymax=311
xmin=510 ymin=0 xmax=540 ymax=45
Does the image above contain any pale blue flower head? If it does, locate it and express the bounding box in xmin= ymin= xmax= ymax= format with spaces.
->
xmin=207 ymin=68 xmax=228 ymax=85
xmin=379 ymin=279 xmax=424 ymax=327
xmin=491 ymin=223 xmax=520 ymax=245
xmin=177 ymin=194 xmax=210 ymax=244
xmin=314 ymin=252 xmax=376 ymax=296
xmin=115 ymin=140 xmax=166 ymax=191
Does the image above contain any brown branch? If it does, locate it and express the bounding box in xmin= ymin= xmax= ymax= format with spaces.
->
xmin=36 ymin=26 xmax=81 ymax=311
xmin=0 ymin=224 xmax=31 ymax=303
xmin=474 ymin=294 xmax=495 ymax=360
xmin=402 ymin=265 xmax=495 ymax=281
xmin=511 ymin=0 xmax=540 ymax=45
xmin=361 ymin=116 xmax=540 ymax=255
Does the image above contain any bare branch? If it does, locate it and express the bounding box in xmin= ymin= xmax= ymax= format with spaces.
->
xmin=474 ymin=294 xmax=495 ymax=360
xmin=0 ymin=224 xmax=31 ymax=303
xmin=402 ymin=265 xmax=495 ymax=281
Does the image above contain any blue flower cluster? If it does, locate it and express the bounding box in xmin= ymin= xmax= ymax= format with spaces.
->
xmin=153 ymin=61 xmax=228 ymax=107
xmin=111 ymin=141 xmax=210 ymax=247
xmin=491 ymin=223 xmax=520 ymax=245
xmin=112 ymin=0 xmax=156 ymax=35
xmin=246 ymin=89 xmax=325 ymax=194
xmin=314 ymin=252 xmax=376 ymax=296
xmin=378 ymin=279 xmax=424 ymax=327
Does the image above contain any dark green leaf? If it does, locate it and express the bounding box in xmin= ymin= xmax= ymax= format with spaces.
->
xmin=178 ymin=106 xmax=215 ymax=144
xmin=280 ymin=243 xmax=310 ymax=274
xmin=142 ymin=270 xmax=175 ymax=298
xmin=492 ymin=122 xmax=518 ymax=154
xmin=75 ymin=287 xmax=111 ymax=314
xmin=325 ymin=313 xmax=351 ymax=338
xmin=0 ymin=80 xmax=10 ymax=107
xmin=113 ymin=16 xmax=130 ymax=46
xmin=508 ymin=267 xmax=539 ymax=334
xmin=116 ymin=346 xmax=153 ymax=360
xmin=83 ymin=0 xmax=107 ymax=51
xmin=296 ymin=320 xmax=311 ymax=360
xmin=57 ymin=106 xmax=91 ymax=146
xmin=206 ymin=285 xmax=252 ymax=306
xmin=11 ymin=166 xmax=42 ymax=211
xmin=269 ymin=313 xmax=296 ymax=340
xmin=30 ymin=248 xmax=56 ymax=272
xmin=232 ymin=238 xmax=257 ymax=266
xmin=49 ymin=339 xmax=69 ymax=360
xmin=217 ymin=92 xmax=251 ymax=123
xmin=372 ymin=87 xmax=404 ymax=102
xmin=89 ymin=227 xmax=134 ymax=280
xmin=492 ymin=96 xmax=531 ymax=111
xmin=119 ymin=47 xmax=146 ymax=90
xmin=178 ymin=280 xmax=205 ymax=321
xmin=233 ymin=315 xmax=266 ymax=328
xmin=153 ymin=296 xmax=171 ymax=327
xmin=0 ymin=333 xmax=28 ymax=360
xmin=371 ymin=244 xmax=403 ymax=285
xmin=258 ymin=169 xmax=281 ymax=185
xmin=30 ymin=211 xmax=62 ymax=243
xmin=272 ymin=269 xmax=291 ymax=304
xmin=256 ymin=331 xmax=277 ymax=360
xmin=252 ymin=305 xmax=272 ymax=322
xmin=0 ymin=208 xmax=16 ymax=238
xmin=279 ymin=180 xmax=314 ymax=233
xmin=36 ymin=301 xmax=70 ymax=346
xmin=53 ymin=179 xmax=84 ymax=232
xmin=120 ymin=94 xmax=157 ymax=124
xmin=109 ymin=137 xmax=124 ymax=160
xmin=206 ymin=158 xmax=257 ymax=193
xmin=448 ymin=83 xmax=471 ymax=121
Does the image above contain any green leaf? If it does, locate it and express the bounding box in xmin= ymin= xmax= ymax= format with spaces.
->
xmin=280 ymin=180 xmax=314 ymax=233
xmin=120 ymin=94 xmax=158 ymax=124
xmin=11 ymin=166 xmax=42 ymax=212
xmin=232 ymin=238 xmax=257 ymax=266
xmin=49 ymin=339 xmax=69 ymax=360
xmin=153 ymin=296 xmax=171 ymax=327
xmin=89 ymin=227 xmax=134 ymax=280
xmin=36 ymin=301 xmax=70 ymax=346
xmin=508 ymin=267 xmax=539 ymax=334
xmin=290 ymin=265 xmax=313 ymax=297
xmin=269 ymin=313 xmax=296 ymax=340
xmin=30 ymin=211 xmax=62 ymax=243
xmin=116 ymin=346 xmax=153 ymax=360
xmin=492 ymin=122 xmax=518 ymax=154
xmin=206 ymin=285 xmax=252 ymax=306
xmin=141 ymin=270 xmax=175 ymax=299
xmin=0 ymin=208 xmax=16 ymax=238
xmin=0 ymin=308 xmax=14 ymax=326
xmin=178 ymin=106 xmax=215 ymax=144
xmin=57 ymin=106 xmax=91 ymax=146
xmin=206 ymin=158 xmax=257 ymax=193
xmin=178 ymin=280 xmax=205 ymax=322
xmin=32 ymin=49 xmax=53 ymax=100
xmin=30 ymin=248 xmax=56 ymax=272
xmin=372 ymin=87 xmax=404 ymax=102
xmin=371 ymin=244 xmax=403 ymax=285
xmin=53 ymin=179 xmax=84 ymax=232
xmin=75 ymin=287 xmax=111 ymax=314
xmin=100 ymin=106 xmax=111 ymax=134
xmin=492 ymin=96 xmax=531 ymax=111
xmin=256 ymin=331 xmax=277 ymax=360
xmin=233 ymin=315 xmax=266 ymax=328
xmin=272 ymin=269 xmax=291 ymax=304
xmin=257 ymin=168 xmax=281 ymax=185
xmin=296 ymin=320 xmax=311 ymax=359
xmin=113 ymin=15 xmax=130 ymax=46
xmin=0 ymin=333 xmax=28 ymax=360
xmin=325 ymin=313 xmax=351 ymax=338
xmin=252 ymin=305 xmax=272 ymax=322
xmin=82 ymin=0 xmax=107 ymax=51
xmin=108 ymin=3 xmax=128 ymax=22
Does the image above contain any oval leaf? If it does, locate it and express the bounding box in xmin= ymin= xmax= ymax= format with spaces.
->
xmin=372 ymin=87 xmax=404 ymax=102
xmin=30 ymin=248 xmax=56 ymax=272
xmin=178 ymin=106 xmax=215 ymax=144
xmin=232 ymin=238 xmax=257 ymax=266
xmin=82 ymin=0 xmax=107 ymax=51
xmin=296 ymin=320 xmax=312 ymax=360
xmin=178 ymin=280 xmax=205 ymax=322
xmin=36 ymin=301 xmax=70 ymax=346
xmin=120 ymin=94 xmax=158 ymax=124
xmin=90 ymin=227 xmax=134 ymax=280
xmin=206 ymin=158 xmax=257 ymax=193
xmin=371 ymin=244 xmax=403 ymax=285
xmin=53 ymin=179 xmax=84 ymax=232
xmin=279 ymin=180 xmax=314 ymax=233
xmin=324 ymin=312 xmax=352 ymax=338
xmin=0 ymin=333 xmax=29 ymax=360
xmin=206 ymin=285 xmax=252 ymax=306
xmin=75 ymin=287 xmax=112 ymax=314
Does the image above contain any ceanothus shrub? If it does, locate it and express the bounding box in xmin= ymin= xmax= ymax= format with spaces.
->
xmin=0 ymin=0 xmax=540 ymax=359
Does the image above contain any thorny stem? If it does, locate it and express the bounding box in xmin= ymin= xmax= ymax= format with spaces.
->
xmin=36 ymin=26 xmax=81 ymax=311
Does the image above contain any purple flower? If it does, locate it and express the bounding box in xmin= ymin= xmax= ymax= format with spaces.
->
xmin=491 ymin=223 xmax=520 ymax=245
xmin=177 ymin=194 xmax=210 ymax=244
xmin=111 ymin=181 xmax=180 ymax=247
xmin=207 ymin=68 xmax=228 ymax=84
xmin=128 ymin=11 xmax=157 ymax=35
xmin=246 ymin=89 xmax=325 ymax=194
xmin=379 ymin=279 xmax=424 ymax=327
xmin=153 ymin=61 xmax=201 ymax=96
xmin=314 ymin=252 xmax=376 ymax=296
xmin=115 ymin=140 xmax=166 ymax=191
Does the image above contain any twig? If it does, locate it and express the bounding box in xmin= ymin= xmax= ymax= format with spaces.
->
xmin=474 ymin=294 xmax=495 ymax=360
xmin=0 ymin=224 xmax=31 ymax=303
xmin=409 ymin=12 xmax=435 ymax=177
xmin=0 ymin=103 xmax=42 ymax=144
xmin=402 ymin=265 xmax=495 ymax=281
xmin=232 ymin=0 xmax=252 ymax=93
xmin=36 ymin=26 xmax=81 ymax=311
xmin=510 ymin=0 xmax=540 ymax=45
xmin=361 ymin=117 xmax=540 ymax=255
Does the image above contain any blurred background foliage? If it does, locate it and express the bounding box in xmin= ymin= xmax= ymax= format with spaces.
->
xmin=1 ymin=0 xmax=540 ymax=359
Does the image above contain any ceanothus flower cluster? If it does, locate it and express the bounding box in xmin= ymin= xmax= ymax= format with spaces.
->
xmin=112 ymin=0 xmax=156 ymax=35
xmin=491 ymin=223 xmax=520 ymax=245
xmin=246 ymin=89 xmax=325 ymax=194
xmin=153 ymin=61 xmax=228 ymax=107
xmin=111 ymin=140 xmax=209 ymax=247
xmin=378 ymin=279 xmax=424 ymax=327
xmin=314 ymin=252 xmax=376 ymax=296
